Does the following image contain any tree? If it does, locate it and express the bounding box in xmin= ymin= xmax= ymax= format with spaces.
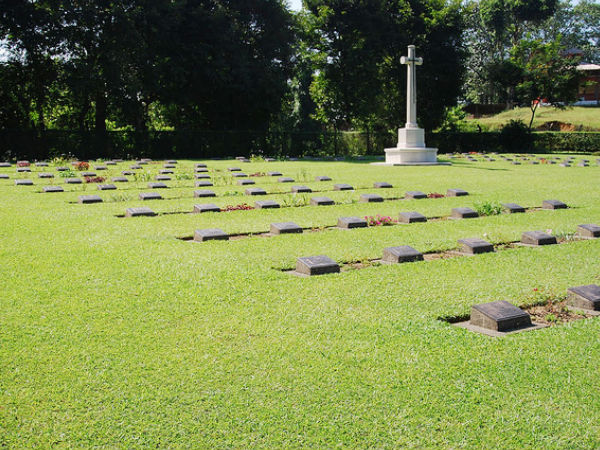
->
xmin=304 ymin=0 xmax=466 ymax=133
xmin=510 ymin=37 xmax=580 ymax=129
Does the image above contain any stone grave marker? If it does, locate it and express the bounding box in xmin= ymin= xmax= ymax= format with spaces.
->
xmin=470 ymin=300 xmax=532 ymax=332
xmin=194 ymin=190 xmax=216 ymax=198
xmin=155 ymin=176 xmax=171 ymax=181
xmin=337 ymin=217 xmax=367 ymax=229
xmin=56 ymin=167 xmax=69 ymax=171
xmin=159 ymin=169 xmax=174 ymax=174
xmin=139 ymin=192 xmax=162 ymax=201
xmin=105 ymin=161 xmax=117 ymax=165
xmin=81 ymin=172 xmax=96 ymax=177
xmin=265 ymin=158 xmax=276 ymax=162
xmin=35 ymin=162 xmax=49 ymax=167
xmin=194 ymin=203 xmax=221 ymax=213
xmin=122 ymin=171 xmax=134 ymax=175
xmin=43 ymin=186 xmax=63 ymax=193
xmin=15 ymin=179 xmax=33 ymax=185
xmin=333 ymin=183 xmax=353 ymax=191
xmin=94 ymin=165 xmax=107 ymax=170
xmin=296 ymin=255 xmax=340 ymax=276
xmin=577 ymin=224 xmax=600 ymax=238
xmin=521 ymin=231 xmax=557 ymax=246
xmin=112 ymin=177 xmax=129 ymax=183
xmin=0 ymin=162 xmax=11 ymax=167
xmin=65 ymin=178 xmax=82 ymax=184
xmin=255 ymin=200 xmax=280 ymax=209
xmin=126 ymin=207 xmax=156 ymax=217
xmin=0 ymin=174 xmax=8 ymax=179
xmin=567 ymin=285 xmax=600 ymax=311
xmin=398 ymin=211 xmax=427 ymax=223
xmin=405 ymin=191 xmax=427 ymax=199
xmin=39 ymin=173 xmax=54 ymax=178
xmin=228 ymin=167 xmax=242 ymax=172
xmin=278 ymin=177 xmax=295 ymax=183
xmin=17 ymin=168 xmax=31 ymax=172
xmin=451 ymin=207 xmax=478 ymax=219
xmin=195 ymin=168 xmax=208 ymax=173
xmin=447 ymin=188 xmax=469 ymax=197
xmin=382 ymin=246 xmax=424 ymax=263
xmin=164 ymin=164 xmax=176 ymax=169
xmin=246 ymin=188 xmax=267 ymax=196
xmin=502 ymin=203 xmax=525 ymax=213
xmin=268 ymin=171 xmax=283 ymax=176
xmin=291 ymin=185 xmax=312 ymax=193
xmin=237 ymin=179 xmax=255 ymax=185
xmin=195 ymin=181 xmax=213 ymax=187
xmin=310 ymin=196 xmax=335 ymax=206
xmin=542 ymin=199 xmax=567 ymax=210
xmin=130 ymin=165 xmax=142 ymax=170
xmin=166 ymin=160 xmax=177 ymax=164
xmin=195 ymin=174 xmax=210 ymax=179
xmin=458 ymin=238 xmax=494 ymax=254
xmin=194 ymin=229 xmax=229 ymax=242
xmin=78 ymin=195 xmax=103 ymax=204
xmin=195 ymin=163 xmax=207 ymax=168
xmin=148 ymin=182 xmax=168 ymax=189
xmin=359 ymin=193 xmax=384 ymax=203
xmin=374 ymin=182 xmax=393 ymax=188
xmin=270 ymin=222 xmax=303 ymax=235
xmin=232 ymin=173 xmax=248 ymax=178
xmin=315 ymin=176 xmax=332 ymax=181
xmin=98 ymin=184 xmax=117 ymax=190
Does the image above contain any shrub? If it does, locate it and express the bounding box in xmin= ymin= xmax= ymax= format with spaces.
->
xmin=365 ymin=215 xmax=396 ymax=226
xmin=74 ymin=161 xmax=89 ymax=171
xmin=474 ymin=201 xmax=503 ymax=216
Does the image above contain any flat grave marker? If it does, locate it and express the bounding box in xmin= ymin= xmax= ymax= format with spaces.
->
xmin=278 ymin=177 xmax=295 ymax=183
xmin=577 ymin=224 xmax=600 ymax=239
xmin=246 ymin=188 xmax=267 ymax=196
xmin=111 ymin=177 xmax=129 ymax=183
xmin=195 ymin=181 xmax=214 ymax=187
xmin=270 ymin=222 xmax=303 ymax=235
xmin=15 ymin=179 xmax=33 ymax=185
xmin=337 ymin=217 xmax=368 ymax=229
xmin=126 ymin=207 xmax=156 ymax=217
xmin=65 ymin=178 xmax=82 ymax=184
xmin=333 ymin=184 xmax=354 ymax=191
xmin=502 ymin=203 xmax=525 ymax=213
xmin=155 ymin=176 xmax=171 ymax=181
xmin=521 ymin=231 xmax=557 ymax=246
xmin=382 ymin=246 xmax=424 ymax=263
xmin=291 ymin=185 xmax=312 ymax=193
xmin=237 ymin=179 xmax=255 ymax=185
xmin=447 ymin=188 xmax=469 ymax=197
xmin=295 ymin=255 xmax=340 ymax=276
xmin=43 ymin=186 xmax=63 ymax=193
xmin=374 ymin=182 xmax=393 ymax=188
xmin=78 ymin=195 xmax=103 ymax=204
xmin=310 ymin=196 xmax=335 ymax=206
xmin=194 ymin=190 xmax=216 ymax=198
xmin=255 ymin=200 xmax=280 ymax=209
xmin=0 ymin=174 xmax=8 ymax=179
xmin=38 ymin=173 xmax=54 ymax=178
xmin=315 ymin=176 xmax=332 ymax=182
xmin=470 ymin=300 xmax=533 ymax=333
xmin=268 ymin=172 xmax=283 ymax=176
xmin=193 ymin=203 xmax=221 ymax=213
xmin=359 ymin=194 xmax=384 ymax=203
xmin=232 ymin=173 xmax=248 ymax=178
xmin=194 ymin=229 xmax=229 ymax=242
xmin=567 ymin=285 xmax=600 ymax=311
xmin=195 ymin=174 xmax=211 ymax=179
xmin=405 ymin=191 xmax=427 ymax=199
xmin=98 ymin=184 xmax=117 ymax=190
xmin=542 ymin=199 xmax=567 ymax=210
xmin=148 ymin=182 xmax=168 ymax=189
xmin=451 ymin=207 xmax=478 ymax=219
xmin=458 ymin=238 xmax=494 ymax=254
xmin=139 ymin=192 xmax=162 ymax=201
xmin=398 ymin=211 xmax=427 ymax=223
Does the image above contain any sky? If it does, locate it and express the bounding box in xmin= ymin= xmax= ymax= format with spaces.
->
xmin=288 ymin=0 xmax=302 ymax=11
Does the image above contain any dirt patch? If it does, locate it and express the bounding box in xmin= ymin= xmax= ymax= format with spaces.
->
xmin=523 ymin=300 xmax=593 ymax=325
xmin=535 ymin=121 xmax=576 ymax=132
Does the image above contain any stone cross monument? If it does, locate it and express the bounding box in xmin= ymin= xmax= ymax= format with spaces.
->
xmin=382 ymin=45 xmax=445 ymax=165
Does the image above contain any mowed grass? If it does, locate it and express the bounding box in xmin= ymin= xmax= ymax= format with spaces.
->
xmin=468 ymin=106 xmax=600 ymax=130
xmin=1 ymin=156 xmax=600 ymax=449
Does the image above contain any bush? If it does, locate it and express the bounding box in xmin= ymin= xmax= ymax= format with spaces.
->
xmin=499 ymin=120 xmax=533 ymax=152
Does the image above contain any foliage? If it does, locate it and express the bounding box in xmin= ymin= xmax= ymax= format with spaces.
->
xmin=474 ymin=200 xmax=504 ymax=216
xmin=499 ymin=119 xmax=533 ymax=150
xmin=365 ymin=214 xmax=396 ymax=226
xmin=510 ymin=37 xmax=581 ymax=129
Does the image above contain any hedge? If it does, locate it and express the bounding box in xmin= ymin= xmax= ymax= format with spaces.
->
xmin=0 ymin=129 xmax=598 ymax=160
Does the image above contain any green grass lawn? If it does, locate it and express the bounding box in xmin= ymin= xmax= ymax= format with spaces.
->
xmin=467 ymin=106 xmax=600 ymax=131
xmin=1 ymin=155 xmax=600 ymax=449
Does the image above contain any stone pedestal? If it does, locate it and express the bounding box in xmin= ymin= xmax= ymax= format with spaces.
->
xmin=383 ymin=127 xmax=443 ymax=165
